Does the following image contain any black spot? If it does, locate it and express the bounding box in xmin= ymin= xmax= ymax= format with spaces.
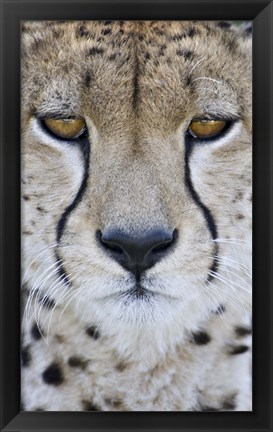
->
xmin=235 ymin=326 xmax=252 ymax=337
xmin=236 ymin=213 xmax=245 ymax=220
xmin=54 ymin=334 xmax=65 ymax=343
xmin=138 ymin=34 xmax=144 ymax=41
xmin=232 ymin=191 xmax=244 ymax=202
xmin=23 ymin=195 xmax=30 ymax=201
xmin=31 ymin=322 xmax=42 ymax=340
xmin=204 ymin=25 xmax=212 ymax=36
xmin=104 ymin=20 xmax=112 ymax=25
xmin=68 ymin=356 xmax=88 ymax=369
xmin=155 ymin=30 xmax=164 ymax=36
xmin=184 ymin=50 xmax=194 ymax=59
xmin=171 ymin=33 xmax=185 ymax=41
xmin=120 ymin=55 xmax=130 ymax=66
xmin=186 ymin=75 xmax=192 ymax=86
xmin=62 ymin=65 xmax=69 ymax=74
xmin=34 ymin=407 xmax=45 ymax=411
xmin=76 ymin=25 xmax=90 ymax=38
xmin=115 ymin=362 xmax=128 ymax=372
xmin=101 ymin=28 xmax=112 ymax=36
xmin=82 ymin=400 xmax=101 ymax=411
xmin=87 ymin=47 xmax=104 ymax=56
xmin=21 ymin=346 xmax=31 ymax=367
xmin=214 ymin=304 xmax=226 ymax=315
xmin=23 ymin=230 xmax=33 ymax=235
xmin=200 ymin=405 xmax=220 ymax=411
xmin=217 ymin=21 xmax=231 ymax=29
xmin=109 ymin=53 xmax=117 ymax=61
xmin=187 ymin=28 xmax=196 ymax=38
xmin=42 ymin=362 xmax=64 ymax=386
xmin=144 ymin=52 xmax=150 ymax=62
xmin=105 ymin=398 xmax=123 ymax=409
xmin=52 ymin=29 xmax=64 ymax=39
xmin=118 ymin=29 xmax=125 ymax=35
xmin=158 ymin=44 xmax=166 ymax=56
xmin=39 ymin=295 xmax=55 ymax=310
xmin=222 ymin=393 xmax=237 ymax=410
xmin=86 ymin=325 xmax=100 ymax=339
xmin=192 ymin=331 xmax=211 ymax=345
xmin=229 ymin=345 xmax=249 ymax=355
xmin=176 ymin=49 xmax=194 ymax=59
xmin=36 ymin=206 xmax=46 ymax=213
xmin=84 ymin=71 xmax=92 ymax=88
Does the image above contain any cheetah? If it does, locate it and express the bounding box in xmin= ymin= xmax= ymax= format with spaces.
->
xmin=21 ymin=20 xmax=252 ymax=411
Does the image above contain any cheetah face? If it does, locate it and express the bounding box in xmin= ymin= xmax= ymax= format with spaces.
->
xmin=21 ymin=21 xmax=252 ymax=331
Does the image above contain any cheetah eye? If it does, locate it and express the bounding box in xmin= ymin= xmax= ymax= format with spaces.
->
xmin=42 ymin=118 xmax=86 ymax=140
xmin=187 ymin=119 xmax=229 ymax=141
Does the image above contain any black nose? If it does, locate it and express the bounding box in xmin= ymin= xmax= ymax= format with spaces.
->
xmin=97 ymin=228 xmax=178 ymax=278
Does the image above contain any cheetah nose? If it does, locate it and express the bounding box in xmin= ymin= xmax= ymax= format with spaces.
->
xmin=97 ymin=229 xmax=178 ymax=277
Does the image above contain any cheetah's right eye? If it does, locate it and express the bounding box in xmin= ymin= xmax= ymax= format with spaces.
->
xmin=42 ymin=118 xmax=87 ymax=140
xmin=187 ymin=119 xmax=228 ymax=140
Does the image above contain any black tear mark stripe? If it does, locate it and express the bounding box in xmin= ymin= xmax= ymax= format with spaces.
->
xmin=55 ymin=137 xmax=90 ymax=283
xmin=184 ymin=142 xmax=219 ymax=280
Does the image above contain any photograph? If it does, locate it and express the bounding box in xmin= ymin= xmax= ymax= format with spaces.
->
xmin=20 ymin=19 xmax=253 ymax=412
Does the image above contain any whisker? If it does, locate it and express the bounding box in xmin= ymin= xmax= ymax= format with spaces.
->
xmin=209 ymin=270 xmax=250 ymax=294
xmin=214 ymin=255 xmax=251 ymax=276
xmin=212 ymin=238 xmax=248 ymax=245
xmin=216 ymin=262 xmax=252 ymax=282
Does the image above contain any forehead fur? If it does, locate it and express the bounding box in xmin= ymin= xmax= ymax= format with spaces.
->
xmin=21 ymin=20 xmax=252 ymax=131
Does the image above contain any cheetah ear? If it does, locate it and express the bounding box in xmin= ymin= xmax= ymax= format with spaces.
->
xmin=239 ymin=21 xmax=252 ymax=37
xmin=235 ymin=22 xmax=252 ymax=54
xmin=216 ymin=20 xmax=252 ymax=38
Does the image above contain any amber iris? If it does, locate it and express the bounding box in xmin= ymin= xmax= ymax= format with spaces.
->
xmin=188 ymin=119 xmax=227 ymax=139
xmin=43 ymin=118 xmax=86 ymax=139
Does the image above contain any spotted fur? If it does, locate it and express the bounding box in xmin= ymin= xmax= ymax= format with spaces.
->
xmin=21 ymin=20 xmax=252 ymax=411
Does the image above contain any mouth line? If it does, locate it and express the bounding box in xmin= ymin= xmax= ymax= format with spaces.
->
xmin=95 ymin=281 xmax=179 ymax=302
xmin=125 ymin=282 xmax=154 ymax=300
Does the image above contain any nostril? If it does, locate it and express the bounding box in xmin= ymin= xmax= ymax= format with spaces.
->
xmin=96 ymin=228 xmax=178 ymax=276
xmin=96 ymin=230 xmax=124 ymax=255
xmin=150 ymin=228 xmax=178 ymax=254
xmin=96 ymin=230 xmax=125 ymax=255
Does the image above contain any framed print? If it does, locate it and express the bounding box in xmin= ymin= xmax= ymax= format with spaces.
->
xmin=0 ymin=0 xmax=272 ymax=431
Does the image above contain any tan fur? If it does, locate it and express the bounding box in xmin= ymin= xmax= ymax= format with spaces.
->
xmin=21 ymin=21 xmax=252 ymax=411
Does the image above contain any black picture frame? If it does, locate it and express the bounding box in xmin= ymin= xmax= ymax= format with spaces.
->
xmin=0 ymin=0 xmax=272 ymax=431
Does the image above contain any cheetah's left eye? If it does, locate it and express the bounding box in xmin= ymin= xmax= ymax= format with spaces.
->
xmin=42 ymin=118 xmax=86 ymax=140
xmin=187 ymin=119 xmax=228 ymax=140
